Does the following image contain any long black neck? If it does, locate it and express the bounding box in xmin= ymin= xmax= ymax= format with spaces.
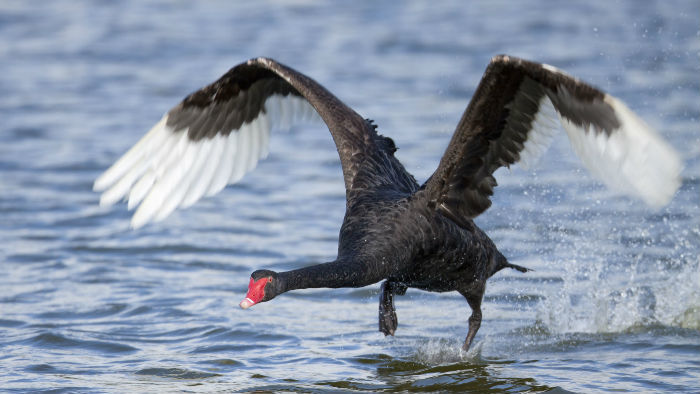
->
xmin=277 ymin=260 xmax=383 ymax=293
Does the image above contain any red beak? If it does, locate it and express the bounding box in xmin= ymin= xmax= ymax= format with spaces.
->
xmin=239 ymin=277 xmax=269 ymax=309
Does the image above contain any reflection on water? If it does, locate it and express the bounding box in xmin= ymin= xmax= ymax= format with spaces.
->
xmin=1 ymin=0 xmax=699 ymax=392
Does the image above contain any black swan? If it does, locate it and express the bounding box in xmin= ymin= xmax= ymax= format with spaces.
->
xmin=94 ymin=56 xmax=681 ymax=350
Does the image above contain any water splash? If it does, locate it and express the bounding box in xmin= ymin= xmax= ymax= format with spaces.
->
xmin=537 ymin=252 xmax=699 ymax=334
xmin=411 ymin=337 xmax=485 ymax=365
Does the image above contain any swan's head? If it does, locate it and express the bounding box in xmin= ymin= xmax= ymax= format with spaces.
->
xmin=239 ymin=270 xmax=278 ymax=309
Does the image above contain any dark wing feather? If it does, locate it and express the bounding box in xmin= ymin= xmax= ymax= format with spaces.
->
xmin=258 ymin=59 xmax=415 ymax=194
xmin=422 ymin=55 xmax=681 ymax=228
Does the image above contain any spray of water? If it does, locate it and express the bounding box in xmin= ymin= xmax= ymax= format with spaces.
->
xmin=536 ymin=223 xmax=700 ymax=334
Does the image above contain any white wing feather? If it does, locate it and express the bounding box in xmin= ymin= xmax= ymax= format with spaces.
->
xmin=560 ymin=95 xmax=681 ymax=207
xmin=515 ymin=92 xmax=681 ymax=207
xmin=94 ymin=94 xmax=319 ymax=228
xmin=517 ymin=95 xmax=559 ymax=169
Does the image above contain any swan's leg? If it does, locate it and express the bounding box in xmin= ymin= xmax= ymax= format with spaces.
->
xmin=378 ymin=281 xmax=397 ymax=336
xmin=459 ymin=282 xmax=485 ymax=351
xmin=378 ymin=280 xmax=406 ymax=336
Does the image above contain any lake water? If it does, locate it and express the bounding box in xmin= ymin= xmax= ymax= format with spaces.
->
xmin=1 ymin=1 xmax=699 ymax=392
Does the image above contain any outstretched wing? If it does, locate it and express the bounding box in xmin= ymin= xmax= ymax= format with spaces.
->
xmin=94 ymin=58 xmax=388 ymax=228
xmin=422 ymin=55 xmax=681 ymax=228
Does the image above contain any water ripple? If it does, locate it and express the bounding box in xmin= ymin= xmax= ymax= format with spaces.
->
xmin=23 ymin=332 xmax=138 ymax=354
xmin=135 ymin=367 xmax=221 ymax=380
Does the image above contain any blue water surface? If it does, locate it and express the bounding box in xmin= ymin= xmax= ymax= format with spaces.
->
xmin=1 ymin=1 xmax=699 ymax=392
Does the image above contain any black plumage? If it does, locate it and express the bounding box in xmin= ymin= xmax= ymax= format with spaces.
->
xmin=95 ymin=55 xmax=681 ymax=350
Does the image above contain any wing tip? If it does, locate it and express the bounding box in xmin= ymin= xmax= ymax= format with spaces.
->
xmin=608 ymin=93 xmax=684 ymax=207
xmin=559 ymin=92 xmax=683 ymax=209
xmin=130 ymin=206 xmax=153 ymax=229
xmin=639 ymin=157 xmax=683 ymax=209
xmin=93 ymin=175 xmax=109 ymax=192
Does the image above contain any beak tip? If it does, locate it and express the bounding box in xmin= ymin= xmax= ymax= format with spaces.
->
xmin=239 ymin=298 xmax=253 ymax=309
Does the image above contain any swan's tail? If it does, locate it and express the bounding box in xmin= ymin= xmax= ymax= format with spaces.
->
xmin=504 ymin=262 xmax=530 ymax=273
xmin=489 ymin=252 xmax=531 ymax=277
